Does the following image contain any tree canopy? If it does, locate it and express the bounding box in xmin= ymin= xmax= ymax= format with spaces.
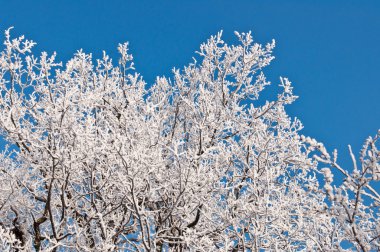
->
xmin=0 ymin=28 xmax=379 ymax=251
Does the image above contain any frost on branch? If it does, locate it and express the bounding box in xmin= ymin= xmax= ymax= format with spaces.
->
xmin=307 ymin=131 xmax=380 ymax=252
xmin=0 ymin=28 xmax=378 ymax=251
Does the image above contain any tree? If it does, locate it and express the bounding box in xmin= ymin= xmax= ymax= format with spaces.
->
xmin=0 ymin=27 xmax=378 ymax=251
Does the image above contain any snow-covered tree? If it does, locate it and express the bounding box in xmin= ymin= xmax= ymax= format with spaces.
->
xmin=0 ymin=28 xmax=378 ymax=251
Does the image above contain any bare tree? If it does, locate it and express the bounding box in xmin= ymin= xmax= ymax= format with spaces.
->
xmin=0 ymin=28 xmax=378 ymax=251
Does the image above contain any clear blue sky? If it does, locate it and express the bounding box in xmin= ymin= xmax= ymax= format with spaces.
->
xmin=1 ymin=0 xmax=379 ymax=170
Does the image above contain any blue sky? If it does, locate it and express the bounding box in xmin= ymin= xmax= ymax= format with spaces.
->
xmin=0 ymin=0 xmax=379 ymax=170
